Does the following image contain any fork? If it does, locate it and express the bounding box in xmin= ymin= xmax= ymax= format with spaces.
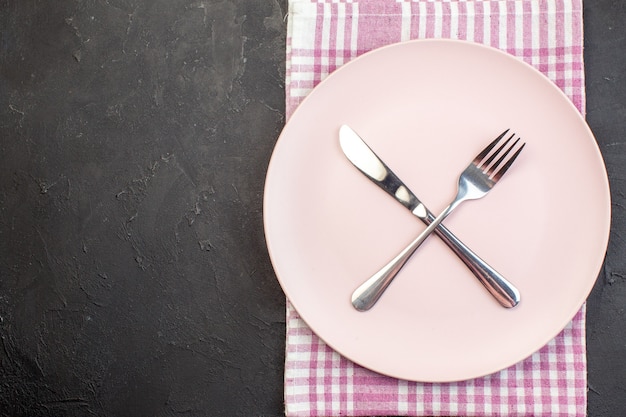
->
xmin=351 ymin=130 xmax=526 ymax=311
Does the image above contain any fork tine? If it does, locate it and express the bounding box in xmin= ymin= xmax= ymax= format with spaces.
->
xmin=491 ymin=141 xmax=526 ymax=182
xmin=473 ymin=129 xmax=509 ymax=165
xmin=480 ymin=133 xmax=514 ymax=170
xmin=486 ymin=136 xmax=521 ymax=177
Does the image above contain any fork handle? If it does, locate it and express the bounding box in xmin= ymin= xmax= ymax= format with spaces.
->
xmin=351 ymin=203 xmax=455 ymax=311
xmin=431 ymin=220 xmax=520 ymax=308
xmin=351 ymin=201 xmax=521 ymax=311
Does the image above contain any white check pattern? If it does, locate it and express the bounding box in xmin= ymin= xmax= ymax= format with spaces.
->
xmin=284 ymin=1 xmax=588 ymax=416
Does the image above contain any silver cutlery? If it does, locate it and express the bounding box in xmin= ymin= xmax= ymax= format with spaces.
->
xmin=339 ymin=125 xmax=521 ymax=309
xmin=349 ymin=129 xmax=526 ymax=311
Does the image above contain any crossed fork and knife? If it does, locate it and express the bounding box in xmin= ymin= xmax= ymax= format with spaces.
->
xmin=339 ymin=125 xmax=526 ymax=311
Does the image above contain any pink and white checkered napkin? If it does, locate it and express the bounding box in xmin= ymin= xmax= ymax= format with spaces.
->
xmin=284 ymin=1 xmax=587 ymax=416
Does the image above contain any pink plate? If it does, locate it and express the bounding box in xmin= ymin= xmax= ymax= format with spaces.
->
xmin=263 ymin=39 xmax=610 ymax=382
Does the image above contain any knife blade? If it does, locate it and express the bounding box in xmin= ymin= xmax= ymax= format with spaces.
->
xmin=338 ymin=124 xmax=520 ymax=308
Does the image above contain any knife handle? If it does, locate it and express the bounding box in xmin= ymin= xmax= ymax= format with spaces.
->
xmin=430 ymin=218 xmax=520 ymax=308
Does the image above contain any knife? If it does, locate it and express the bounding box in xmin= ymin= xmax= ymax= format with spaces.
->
xmin=339 ymin=124 xmax=520 ymax=308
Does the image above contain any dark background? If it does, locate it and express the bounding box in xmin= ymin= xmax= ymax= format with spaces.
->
xmin=0 ymin=1 xmax=624 ymax=416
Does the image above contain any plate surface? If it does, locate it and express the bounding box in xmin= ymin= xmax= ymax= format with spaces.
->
xmin=263 ymin=39 xmax=610 ymax=382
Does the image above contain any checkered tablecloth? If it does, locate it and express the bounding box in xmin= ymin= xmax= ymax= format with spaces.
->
xmin=283 ymin=1 xmax=587 ymax=416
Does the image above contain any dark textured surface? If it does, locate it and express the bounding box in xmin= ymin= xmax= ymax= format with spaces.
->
xmin=0 ymin=0 xmax=287 ymax=415
xmin=0 ymin=0 xmax=624 ymax=416
xmin=584 ymin=1 xmax=626 ymax=416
